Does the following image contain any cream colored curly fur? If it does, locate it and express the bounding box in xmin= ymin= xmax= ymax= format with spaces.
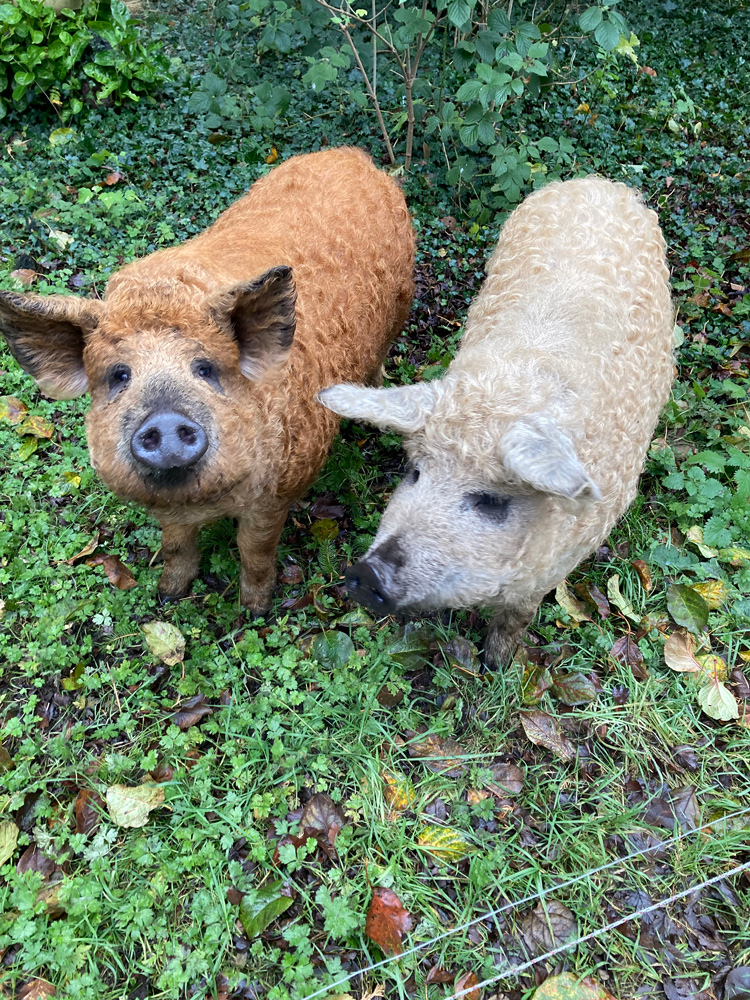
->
xmin=321 ymin=176 xmax=674 ymax=664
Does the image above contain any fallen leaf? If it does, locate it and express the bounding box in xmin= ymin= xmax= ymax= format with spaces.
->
xmin=521 ymin=898 xmax=577 ymax=956
xmin=718 ymin=545 xmax=750 ymax=567
xmin=644 ymin=785 xmax=699 ymax=832
xmin=686 ymin=525 xmax=719 ymax=558
xmin=16 ymin=843 xmax=62 ymax=880
xmin=724 ymin=967 xmax=750 ymax=1000
xmin=104 ymin=170 xmax=122 ymax=185
xmin=75 ymin=789 xmax=105 ymax=836
xmin=18 ymin=435 xmax=38 ymax=460
xmin=574 ymin=580 xmax=610 ymax=618
xmin=106 ymin=782 xmax=165 ymax=828
xmin=16 ymin=414 xmax=54 ymax=439
xmin=10 ymin=267 xmax=36 ymax=286
xmin=65 ymin=532 xmax=100 ymax=564
xmin=532 ymin=972 xmax=618 ymax=999
xmin=425 ymin=966 xmax=455 ymax=984
xmin=555 ymin=580 xmax=591 ymax=623
xmin=667 ymin=584 xmax=709 ymax=633
xmin=519 ymin=710 xmax=575 ymax=762
xmin=695 ymin=652 xmax=728 ymax=682
xmin=171 ymin=693 xmax=213 ymax=730
xmin=365 ymin=886 xmax=412 ymax=956
xmin=48 ymin=228 xmax=73 ymax=251
xmin=521 ymin=660 xmax=554 ymax=705
xmin=664 ymin=632 xmax=702 ymax=672
xmin=730 ymin=668 xmax=750 ymax=699
xmin=298 ymin=793 xmax=347 ymax=859
xmin=0 ymin=744 xmax=14 ymax=771
xmin=385 ymin=624 xmax=436 ymax=666
xmin=238 ymin=881 xmax=293 ymax=938
xmin=698 ymin=678 xmax=739 ymax=721
xmin=265 ymin=147 xmax=278 ymax=164
xmin=607 ymin=574 xmax=641 ymax=623
xmin=408 ymin=733 xmax=467 ymax=776
xmin=417 ymin=824 xmax=474 ymax=861
xmin=278 ymin=563 xmax=303 ymax=585
xmin=483 ymin=762 xmax=524 ymax=797
xmin=631 ymin=559 xmax=653 ymax=592
xmin=437 ymin=636 xmax=481 ymax=675
xmin=454 ymin=971 xmax=480 ymax=1000
xmin=610 ymin=636 xmax=647 ymax=679
xmin=310 ymin=517 xmax=339 ymax=541
xmin=0 ymin=395 xmax=28 ymax=424
xmin=552 ymin=671 xmax=600 ymax=705
xmin=85 ymin=553 xmax=138 ymax=590
xmin=0 ymin=820 xmax=19 ymax=866
xmin=311 ymin=630 xmax=354 ymax=669
xmin=382 ymin=771 xmax=416 ymax=817
xmin=309 ymin=495 xmax=345 ymax=519
xmin=143 ymin=620 xmax=185 ymax=666
xmin=18 ymin=980 xmax=56 ymax=999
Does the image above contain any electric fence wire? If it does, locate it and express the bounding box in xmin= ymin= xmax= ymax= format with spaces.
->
xmin=304 ymin=804 xmax=750 ymax=999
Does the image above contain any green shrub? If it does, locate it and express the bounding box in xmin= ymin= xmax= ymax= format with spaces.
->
xmin=0 ymin=0 xmax=171 ymax=120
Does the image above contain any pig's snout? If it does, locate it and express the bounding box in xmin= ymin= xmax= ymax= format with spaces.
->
xmin=346 ymin=537 xmax=404 ymax=615
xmin=130 ymin=411 xmax=208 ymax=471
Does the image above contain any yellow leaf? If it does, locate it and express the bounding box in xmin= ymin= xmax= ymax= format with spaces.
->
xmin=695 ymin=653 xmax=728 ymax=682
xmin=382 ymin=771 xmax=416 ymax=818
xmin=0 ymin=395 xmax=27 ymax=424
xmin=17 ymin=414 xmax=54 ymax=439
xmin=532 ymin=971 xmax=619 ymax=999
xmin=686 ymin=525 xmax=719 ymax=558
xmin=0 ymin=820 xmax=19 ymax=866
xmin=575 ymin=102 xmax=590 ymax=114
xmin=106 ymin=782 xmax=165 ymax=828
xmin=265 ymin=147 xmax=278 ymax=164
xmin=555 ymin=580 xmax=591 ymax=623
xmin=142 ymin=621 xmax=185 ymax=666
xmin=606 ymin=574 xmax=641 ymax=624
xmin=417 ymin=825 xmax=473 ymax=862
xmin=691 ymin=579 xmax=730 ymax=609
xmin=718 ymin=545 xmax=750 ymax=567
xmin=739 ymin=650 xmax=750 ymax=663
xmin=18 ymin=435 xmax=38 ymax=460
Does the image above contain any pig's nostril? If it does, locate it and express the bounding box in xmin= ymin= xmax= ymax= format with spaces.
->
xmin=140 ymin=427 xmax=161 ymax=451
xmin=177 ymin=425 xmax=196 ymax=445
xmin=346 ymin=561 xmax=394 ymax=613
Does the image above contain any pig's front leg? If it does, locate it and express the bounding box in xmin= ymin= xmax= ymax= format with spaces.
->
xmin=484 ymin=597 xmax=540 ymax=668
xmin=158 ymin=522 xmax=202 ymax=602
xmin=237 ymin=506 xmax=289 ymax=615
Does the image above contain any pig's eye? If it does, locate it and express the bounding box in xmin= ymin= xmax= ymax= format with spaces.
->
xmin=192 ymin=359 xmax=221 ymax=389
xmin=108 ymin=365 xmax=131 ymax=391
xmin=405 ymin=466 xmax=420 ymax=485
xmin=467 ymin=491 xmax=511 ymax=523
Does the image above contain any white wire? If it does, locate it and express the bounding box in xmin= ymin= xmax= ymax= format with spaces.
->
xmin=444 ymin=859 xmax=750 ymax=999
xmin=303 ymin=804 xmax=750 ymax=1000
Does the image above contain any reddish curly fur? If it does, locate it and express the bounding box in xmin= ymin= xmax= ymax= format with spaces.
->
xmin=0 ymin=148 xmax=415 ymax=610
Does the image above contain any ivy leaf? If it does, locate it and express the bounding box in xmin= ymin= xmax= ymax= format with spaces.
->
xmin=239 ymin=881 xmax=293 ymax=938
xmin=667 ymin=583 xmax=709 ymax=633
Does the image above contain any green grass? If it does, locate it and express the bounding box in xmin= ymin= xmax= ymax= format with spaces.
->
xmin=1 ymin=1 xmax=750 ymax=998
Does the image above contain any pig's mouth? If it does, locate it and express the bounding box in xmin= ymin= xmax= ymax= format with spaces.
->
xmin=142 ymin=465 xmax=198 ymax=489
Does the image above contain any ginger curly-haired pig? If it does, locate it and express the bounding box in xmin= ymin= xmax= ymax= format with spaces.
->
xmin=0 ymin=148 xmax=415 ymax=611
xmin=320 ymin=176 xmax=673 ymax=666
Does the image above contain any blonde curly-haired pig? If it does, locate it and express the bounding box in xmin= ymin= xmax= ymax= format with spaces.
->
xmin=320 ymin=176 xmax=673 ymax=665
xmin=0 ymin=148 xmax=414 ymax=612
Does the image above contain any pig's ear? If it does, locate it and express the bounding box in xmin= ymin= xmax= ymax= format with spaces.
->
xmin=0 ymin=291 xmax=101 ymax=400
xmin=209 ymin=265 xmax=296 ymax=379
xmin=318 ymin=381 xmax=439 ymax=434
xmin=500 ymin=417 xmax=602 ymax=501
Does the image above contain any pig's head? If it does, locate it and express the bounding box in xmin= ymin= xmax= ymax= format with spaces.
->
xmin=319 ymin=377 xmax=601 ymax=614
xmin=0 ymin=266 xmax=296 ymax=506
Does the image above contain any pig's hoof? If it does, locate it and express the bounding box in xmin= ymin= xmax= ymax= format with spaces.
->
xmin=157 ymin=587 xmax=190 ymax=605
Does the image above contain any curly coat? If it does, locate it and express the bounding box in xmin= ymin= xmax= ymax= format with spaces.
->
xmin=321 ymin=176 xmax=674 ymax=664
xmin=0 ymin=148 xmax=415 ymax=610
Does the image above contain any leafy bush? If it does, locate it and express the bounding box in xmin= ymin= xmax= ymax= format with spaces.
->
xmin=0 ymin=0 xmax=171 ymax=120
xmin=188 ymin=0 xmax=633 ymax=215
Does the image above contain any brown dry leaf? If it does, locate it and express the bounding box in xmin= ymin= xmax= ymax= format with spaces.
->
xmin=10 ymin=268 xmax=37 ymax=286
xmin=483 ymin=762 xmax=524 ymax=797
xmin=279 ymin=563 xmax=303 ymax=585
xmin=297 ymin=793 xmax=347 ymax=859
xmin=519 ymin=711 xmax=575 ymax=762
xmin=18 ymin=980 xmax=56 ymax=999
xmin=65 ymin=532 xmax=100 ymax=565
xmin=104 ymin=170 xmax=122 ymax=185
xmin=382 ymin=771 xmax=416 ymax=818
xmin=172 ymin=693 xmax=213 ymax=730
xmin=85 ymin=553 xmax=138 ymax=590
xmin=664 ymin=631 xmax=702 ymax=672
xmin=574 ymin=580 xmax=610 ymax=618
xmin=631 ymin=559 xmax=653 ymax=592
xmin=425 ymin=966 xmax=455 ymax=984
xmin=16 ymin=844 xmax=62 ymax=881
xmin=691 ymin=579 xmax=731 ymax=610
xmin=0 ymin=395 xmax=28 ymax=424
xmin=365 ymin=886 xmax=412 ymax=956
xmin=75 ymin=789 xmax=105 ymax=836
xmin=610 ymin=636 xmax=647 ymax=679
xmin=437 ymin=636 xmax=481 ymax=675
xmin=467 ymin=789 xmax=491 ymax=805
xmin=521 ymin=899 xmax=577 ymax=957
xmin=454 ymin=971 xmax=480 ymax=1000
xmin=408 ymin=733 xmax=468 ymax=776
